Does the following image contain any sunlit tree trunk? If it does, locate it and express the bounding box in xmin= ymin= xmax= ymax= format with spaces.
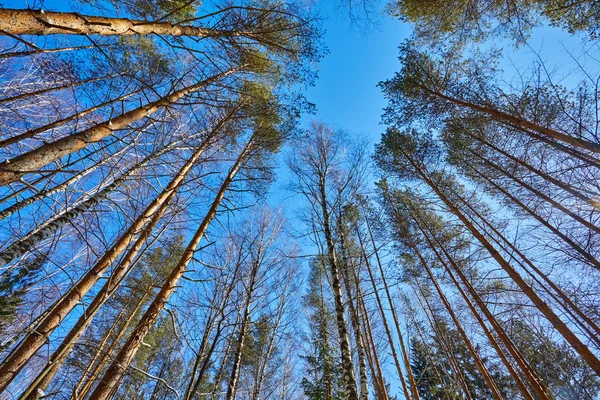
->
xmin=0 ymin=88 xmax=142 ymax=149
xmin=0 ymin=8 xmax=251 ymax=37
xmin=420 ymin=85 xmax=600 ymax=154
xmin=0 ymin=67 xmax=241 ymax=186
xmin=88 ymin=134 xmax=254 ymax=400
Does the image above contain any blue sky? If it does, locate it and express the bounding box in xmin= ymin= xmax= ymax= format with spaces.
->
xmin=301 ymin=2 xmax=410 ymax=141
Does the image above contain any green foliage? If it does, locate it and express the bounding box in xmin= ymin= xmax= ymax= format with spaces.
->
xmin=509 ymin=320 xmax=600 ymax=399
xmin=131 ymin=0 xmax=201 ymax=21
xmin=410 ymin=320 xmax=518 ymax=399
xmin=387 ymin=0 xmax=599 ymax=45
xmin=0 ymin=257 xmax=44 ymax=337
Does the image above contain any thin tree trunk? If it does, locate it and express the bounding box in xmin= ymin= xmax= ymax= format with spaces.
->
xmin=470 ymin=149 xmax=600 ymax=235
xmin=250 ymin=288 xmax=287 ymax=400
xmin=466 ymin=162 xmax=600 ymax=269
xmin=88 ymin=135 xmax=253 ymax=400
xmin=447 ymin=180 xmax=600 ymax=348
xmin=338 ymin=224 xmax=369 ymax=400
xmin=423 ymin=86 xmax=600 ymax=154
xmin=353 ymin=222 xmax=411 ymax=399
xmin=0 ymin=73 xmax=116 ymax=105
xmin=407 ymin=306 xmax=452 ymax=400
xmin=406 ymin=206 xmax=544 ymax=400
xmin=0 ymin=136 xmax=123 ymax=206
xmin=364 ymin=216 xmax=420 ymax=400
xmin=225 ymin=261 xmax=260 ymax=400
xmin=0 ymin=139 xmax=169 ymax=268
xmin=186 ymin=266 xmax=242 ymax=400
xmin=356 ymin=276 xmax=389 ymax=400
xmin=0 ymin=87 xmax=143 ymax=148
xmin=407 ymin=234 xmax=505 ymax=400
xmin=22 ymin=195 xmax=178 ymax=399
xmin=74 ymin=289 xmax=150 ymax=400
xmin=466 ymin=129 xmax=597 ymax=206
xmin=518 ymin=127 xmax=600 ymax=170
xmin=413 ymin=284 xmax=474 ymax=400
xmin=0 ymin=67 xmax=241 ymax=185
xmin=0 ymin=44 xmax=100 ymax=59
xmin=0 ymin=137 xmax=133 ymax=222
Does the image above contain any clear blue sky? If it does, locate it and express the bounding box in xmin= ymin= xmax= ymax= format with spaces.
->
xmin=301 ymin=2 xmax=410 ymax=140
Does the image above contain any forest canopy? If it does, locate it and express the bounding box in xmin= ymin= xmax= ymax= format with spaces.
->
xmin=0 ymin=0 xmax=598 ymax=399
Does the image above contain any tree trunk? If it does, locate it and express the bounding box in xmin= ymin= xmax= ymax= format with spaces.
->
xmin=0 ymin=137 xmax=171 ymax=268
xmin=226 ymin=260 xmax=260 ymax=400
xmin=356 ymin=275 xmax=389 ymax=400
xmin=354 ymin=222 xmax=411 ymax=399
xmin=0 ymin=44 xmax=100 ymax=59
xmin=338 ymin=224 xmax=369 ymax=400
xmin=88 ymin=135 xmax=253 ymax=400
xmin=466 ymin=129 xmax=597 ymax=206
xmin=470 ymin=148 xmax=600 ymax=235
xmin=0 ymin=67 xmax=241 ymax=185
xmin=407 ymin=206 xmax=545 ymax=400
xmin=413 ymin=284 xmax=474 ymax=400
xmin=466 ymin=162 xmax=600 ymax=270
xmin=318 ymin=186 xmax=359 ymax=400
xmin=407 ymin=235 xmax=505 ymax=400
xmin=0 ymin=8 xmax=251 ymax=37
xmin=364 ymin=216 xmax=420 ymax=400
xmin=0 ymin=109 xmax=236 ymax=390
xmin=0 ymin=88 xmax=142 ymax=148
xmin=423 ymin=86 xmax=600 ymax=154
xmin=404 ymin=152 xmax=600 ymax=376
xmin=0 ymin=138 xmax=133 ymax=222
xmin=0 ymin=73 xmax=116 ymax=105
xmin=445 ymin=179 xmax=600 ymax=346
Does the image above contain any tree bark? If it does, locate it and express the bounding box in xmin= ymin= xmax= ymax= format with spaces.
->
xmin=319 ymin=189 xmax=359 ymax=400
xmin=0 ymin=8 xmax=252 ymax=38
